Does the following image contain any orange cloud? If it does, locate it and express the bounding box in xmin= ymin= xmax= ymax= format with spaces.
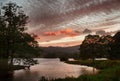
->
xmin=44 ymin=32 xmax=57 ymax=36
xmin=44 ymin=28 xmax=79 ymax=36
xmin=60 ymin=28 xmax=73 ymax=34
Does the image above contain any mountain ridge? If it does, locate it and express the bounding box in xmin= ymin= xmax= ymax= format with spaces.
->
xmin=39 ymin=45 xmax=80 ymax=58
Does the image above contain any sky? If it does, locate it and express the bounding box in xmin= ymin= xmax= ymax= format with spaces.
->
xmin=1 ymin=0 xmax=120 ymax=47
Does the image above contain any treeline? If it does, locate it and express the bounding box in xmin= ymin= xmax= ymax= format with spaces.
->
xmin=40 ymin=52 xmax=79 ymax=59
xmin=80 ymin=31 xmax=120 ymax=60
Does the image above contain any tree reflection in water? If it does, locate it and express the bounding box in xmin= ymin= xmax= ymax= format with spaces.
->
xmin=0 ymin=58 xmax=38 ymax=81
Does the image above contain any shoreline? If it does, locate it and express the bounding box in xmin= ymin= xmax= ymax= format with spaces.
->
xmin=39 ymin=60 xmax=120 ymax=81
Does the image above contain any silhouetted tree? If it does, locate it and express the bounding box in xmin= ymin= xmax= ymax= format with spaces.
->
xmin=0 ymin=2 xmax=39 ymax=65
xmin=80 ymin=34 xmax=113 ymax=73
xmin=110 ymin=32 xmax=120 ymax=59
xmin=80 ymin=35 xmax=100 ymax=59
xmin=80 ymin=35 xmax=113 ymax=59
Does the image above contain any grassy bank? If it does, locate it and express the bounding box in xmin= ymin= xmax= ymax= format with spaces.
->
xmin=39 ymin=60 xmax=120 ymax=81
xmin=66 ymin=60 xmax=120 ymax=69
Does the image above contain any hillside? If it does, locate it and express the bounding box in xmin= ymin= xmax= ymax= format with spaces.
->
xmin=39 ymin=45 xmax=80 ymax=58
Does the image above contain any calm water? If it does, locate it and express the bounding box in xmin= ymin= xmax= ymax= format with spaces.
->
xmin=13 ymin=58 xmax=97 ymax=81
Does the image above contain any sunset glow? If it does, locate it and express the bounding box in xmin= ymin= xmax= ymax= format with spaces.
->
xmin=1 ymin=0 xmax=120 ymax=47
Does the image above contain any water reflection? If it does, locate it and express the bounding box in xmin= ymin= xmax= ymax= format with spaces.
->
xmin=14 ymin=70 xmax=39 ymax=81
xmin=14 ymin=58 xmax=97 ymax=81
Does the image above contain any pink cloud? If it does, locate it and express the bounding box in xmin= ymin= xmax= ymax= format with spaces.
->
xmin=44 ymin=28 xmax=79 ymax=36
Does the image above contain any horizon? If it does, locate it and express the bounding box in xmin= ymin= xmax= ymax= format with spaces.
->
xmin=0 ymin=1 xmax=120 ymax=81
xmin=1 ymin=0 xmax=120 ymax=47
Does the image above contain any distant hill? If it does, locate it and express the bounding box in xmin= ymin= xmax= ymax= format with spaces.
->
xmin=39 ymin=45 xmax=80 ymax=58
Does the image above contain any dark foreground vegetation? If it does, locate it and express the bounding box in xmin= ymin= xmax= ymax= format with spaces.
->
xmin=0 ymin=2 xmax=40 ymax=68
xmin=0 ymin=2 xmax=40 ymax=80
xmin=39 ymin=60 xmax=120 ymax=81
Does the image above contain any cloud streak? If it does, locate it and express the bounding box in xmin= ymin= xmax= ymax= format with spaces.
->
xmin=39 ymin=34 xmax=86 ymax=47
xmin=1 ymin=0 xmax=120 ymax=46
xmin=44 ymin=28 xmax=80 ymax=36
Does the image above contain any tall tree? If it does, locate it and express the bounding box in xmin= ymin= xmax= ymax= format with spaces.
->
xmin=80 ymin=35 xmax=113 ymax=59
xmin=80 ymin=35 xmax=100 ymax=59
xmin=110 ymin=32 xmax=120 ymax=59
xmin=0 ymin=2 xmax=39 ymax=64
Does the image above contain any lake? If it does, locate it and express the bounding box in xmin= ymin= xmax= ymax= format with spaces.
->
xmin=13 ymin=58 xmax=97 ymax=81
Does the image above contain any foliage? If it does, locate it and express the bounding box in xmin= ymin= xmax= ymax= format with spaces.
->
xmin=0 ymin=2 xmax=40 ymax=67
xmin=0 ymin=2 xmax=39 ymax=59
xmin=80 ymin=34 xmax=113 ymax=60
xmin=66 ymin=60 xmax=120 ymax=69
xmin=59 ymin=57 xmax=68 ymax=61
xmin=109 ymin=32 xmax=120 ymax=59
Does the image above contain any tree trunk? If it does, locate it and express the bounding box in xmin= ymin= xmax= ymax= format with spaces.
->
xmin=92 ymin=57 xmax=95 ymax=74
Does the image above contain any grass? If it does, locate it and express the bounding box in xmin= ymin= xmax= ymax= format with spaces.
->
xmin=39 ymin=60 xmax=120 ymax=81
xmin=66 ymin=60 xmax=120 ymax=69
